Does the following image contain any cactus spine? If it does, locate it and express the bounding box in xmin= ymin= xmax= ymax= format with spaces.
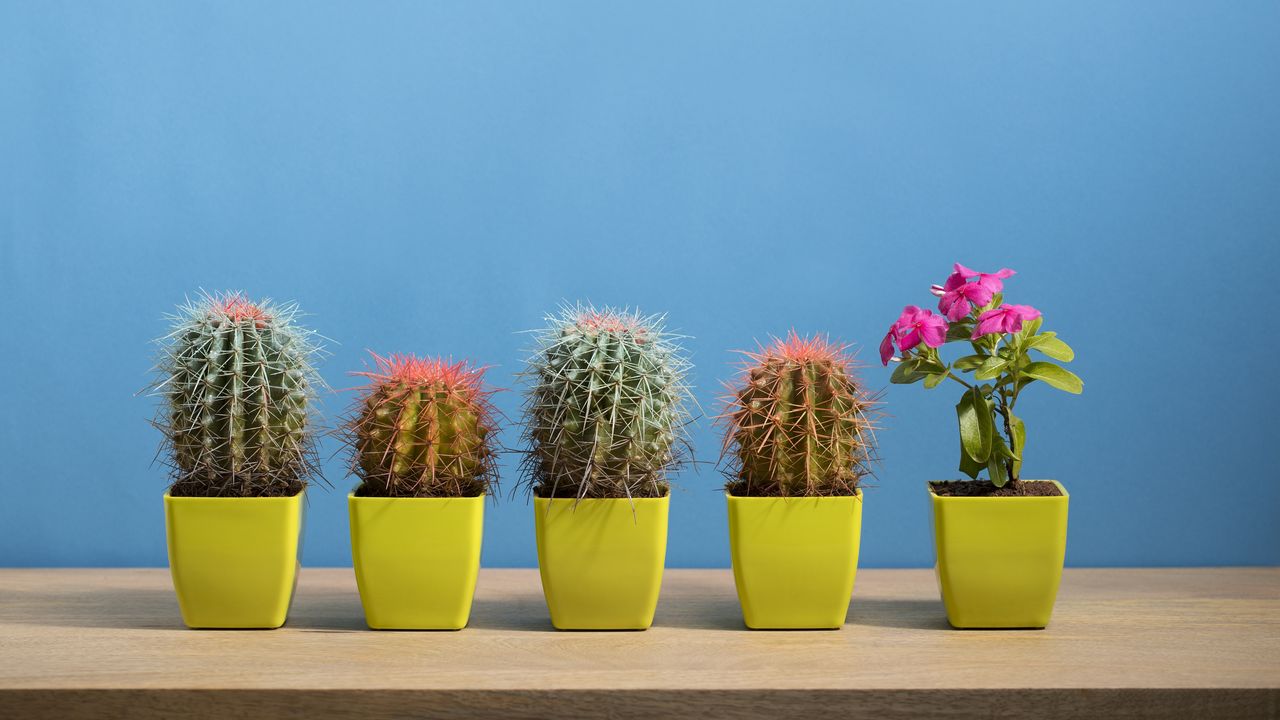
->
xmin=721 ymin=333 xmax=878 ymax=497
xmin=520 ymin=305 xmax=693 ymax=499
xmin=151 ymin=292 xmax=324 ymax=497
xmin=347 ymin=353 xmax=499 ymax=497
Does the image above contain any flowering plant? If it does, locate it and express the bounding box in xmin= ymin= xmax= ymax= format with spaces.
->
xmin=880 ymin=264 xmax=1082 ymax=486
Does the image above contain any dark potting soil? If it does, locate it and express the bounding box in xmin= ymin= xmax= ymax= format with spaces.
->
xmin=167 ymin=480 xmax=305 ymax=498
xmin=532 ymin=483 xmax=670 ymax=499
xmin=930 ymin=480 xmax=1062 ymax=497
xmin=724 ymin=480 xmax=862 ymax=498
xmin=353 ymin=481 xmax=487 ymax=499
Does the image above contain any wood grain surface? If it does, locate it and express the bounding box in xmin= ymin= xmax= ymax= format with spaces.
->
xmin=1 ymin=568 xmax=1276 ymax=718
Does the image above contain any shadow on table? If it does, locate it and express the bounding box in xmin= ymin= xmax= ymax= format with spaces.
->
xmin=846 ymin=598 xmax=950 ymax=631
xmin=653 ymin=593 xmax=746 ymax=631
xmin=1 ymin=586 xmax=186 ymax=630
xmin=466 ymin=596 xmax=556 ymax=632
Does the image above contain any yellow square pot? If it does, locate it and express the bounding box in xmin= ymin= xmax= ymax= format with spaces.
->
xmin=164 ymin=491 xmax=304 ymax=629
xmin=930 ymin=480 xmax=1069 ymax=629
xmin=348 ymin=492 xmax=484 ymax=630
xmin=727 ymin=492 xmax=862 ymax=629
xmin=534 ymin=494 xmax=668 ymax=630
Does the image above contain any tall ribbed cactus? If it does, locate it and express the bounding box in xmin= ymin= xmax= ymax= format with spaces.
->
xmin=720 ymin=333 xmax=878 ymax=497
xmin=347 ymin=353 xmax=499 ymax=498
xmin=151 ymin=292 xmax=324 ymax=497
xmin=520 ymin=305 xmax=693 ymax=499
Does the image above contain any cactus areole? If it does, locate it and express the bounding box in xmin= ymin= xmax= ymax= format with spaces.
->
xmin=151 ymin=292 xmax=324 ymax=498
xmin=520 ymin=305 xmax=694 ymax=500
xmin=720 ymin=333 xmax=879 ymax=497
xmin=347 ymin=352 xmax=500 ymax=498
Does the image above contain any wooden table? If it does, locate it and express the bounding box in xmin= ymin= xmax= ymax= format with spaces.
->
xmin=0 ymin=568 xmax=1276 ymax=718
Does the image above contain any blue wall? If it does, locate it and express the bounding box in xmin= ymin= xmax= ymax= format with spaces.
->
xmin=2 ymin=1 xmax=1277 ymax=568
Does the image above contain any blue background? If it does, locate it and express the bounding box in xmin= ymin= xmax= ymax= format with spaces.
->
xmin=2 ymin=1 xmax=1277 ymax=568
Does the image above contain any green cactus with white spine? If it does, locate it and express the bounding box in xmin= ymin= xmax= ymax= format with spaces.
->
xmin=720 ymin=333 xmax=878 ymax=497
xmin=150 ymin=292 xmax=324 ymax=497
xmin=520 ymin=304 xmax=693 ymax=499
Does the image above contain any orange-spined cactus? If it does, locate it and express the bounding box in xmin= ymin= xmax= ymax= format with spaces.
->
xmin=720 ymin=333 xmax=879 ymax=497
xmin=347 ymin=352 xmax=500 ymax=497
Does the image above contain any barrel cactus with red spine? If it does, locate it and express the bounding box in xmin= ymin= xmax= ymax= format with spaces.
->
xmin=347 ymin=352 xmax=500 ymax=498
xmin=720 ymin=333 xmax=879 ymax=497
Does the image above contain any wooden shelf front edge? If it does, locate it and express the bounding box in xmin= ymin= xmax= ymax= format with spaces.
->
xmin=1 ymin=568 xmax=1277 ymax=719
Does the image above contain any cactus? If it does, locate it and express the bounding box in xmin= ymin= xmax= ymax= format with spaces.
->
xmin=519 ymin=304 xmax=693 ymax=499
xmin=150 ymin=292 xmax=324 ymax=497
xmin=346 ymin=352 xmax=500 ymax=498
xmin=720 ymin=333 xmax=879 ymax=497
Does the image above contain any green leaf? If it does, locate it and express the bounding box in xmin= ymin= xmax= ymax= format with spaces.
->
xmin=924 ymin=370 xmax=948 ymax=389
xmin=952 ymin=354 xmax=986 ymax=372
xmin=946 ymin=323 xmax=974 ymax=343
xmin=994 ymin=435 xmax=1019 ymax=460
xmin=1028 ymin=335 xmax=1075 ymax=362
xmin=890 ymin=359 xmax=927 ymax=384
xmin=988 ymin=437 xmax=1010 ymax=487
xmin=1010 ymin=414 xmax=1026 ymax=479
xmin=918 ymin=358 xmax=948 ymax=375
xmin=1019 ymin=316 xmax=1043 ymax=339
xmin=959 ymin=438 xmax=984 ymax=479
xmin=1023 ymin=361 xmax=1084 ymax=394
xmin=974 ymin=356 xmax=1009 ymax=381
xmin=956 ymin=387 xmax=993 ymax=465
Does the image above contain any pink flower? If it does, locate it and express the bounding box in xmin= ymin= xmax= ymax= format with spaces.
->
xmin=881 ymin=306 xmax=948 ymax=365
xmin=972 ymin=304 xmax=1041 ymax=339
xmin=933 ymin=263 xmax=1016 ymax=321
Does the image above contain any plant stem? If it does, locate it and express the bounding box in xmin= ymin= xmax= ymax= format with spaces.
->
xmin=995 ymin=397 xmax=1016 ymax=483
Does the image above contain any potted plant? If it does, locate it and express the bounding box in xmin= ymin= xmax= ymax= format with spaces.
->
xmin=880 ymin=263 xmax=1083 ymax=628
xmin=519 ymin=305 xmax=693 ymax=630
xmin=343 ymin=352 xmax=500 ymax=630
xmin=149 ymin=292 xmax=324 ymax=629
xmin=719 ymin=333 xmax=880 ymax=629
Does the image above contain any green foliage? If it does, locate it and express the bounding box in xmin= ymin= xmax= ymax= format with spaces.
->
xmin=519 ymin=304 xmax=693 ymax=499
xmin=888 ymin=281 xmax=1082 ymax=487
xmin=720 ymin=334 xmax=879 ymax=497
xmin=347 ymin=354 xmax=499 ymax=498
xmin=150 ymin=292 xmax=324 ymax=497
xmin=947 ymin=321 xmax=1081 ymax=487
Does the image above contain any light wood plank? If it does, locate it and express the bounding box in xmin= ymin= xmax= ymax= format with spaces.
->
xmin=0 ymin=568 xmax=1276 ymax=718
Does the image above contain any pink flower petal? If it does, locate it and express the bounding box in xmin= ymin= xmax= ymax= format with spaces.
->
xmin=879 ymin=329 xmax=896 ymax=366
xmin=961 ymin=282 xmax=994 ymax=306
xmin=1008 ymin=304 xmax=1041 ymax=321
xmin=920 ymin=317 xmax=948 ymax=347
xmin=943 ymin=296 xmax=970 ymax=321
xmin=975 ymin=274 xmax=1005 ymax=294
xmin=898 ymin=327 xmax=922 ymax=352
xmin=953 ymin=263 xmax=980 ymax=279
xmin=972 ymin=309 xmax=1005 ymax=339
